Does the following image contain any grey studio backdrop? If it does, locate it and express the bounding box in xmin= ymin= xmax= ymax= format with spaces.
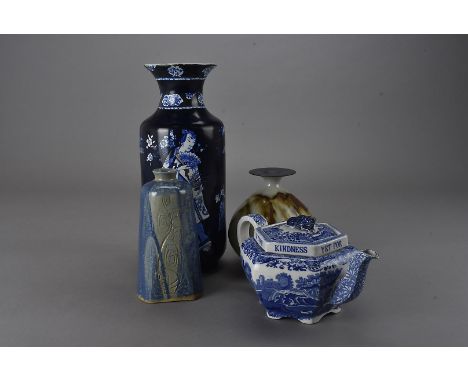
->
xmin=0 ymin=35 xmax=467 ymax=346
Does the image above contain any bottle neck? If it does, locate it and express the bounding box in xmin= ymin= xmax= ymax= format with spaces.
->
xmin=157 ymin=79 xmax=206 ymax=110
xmin=260 ymin=177 xmax=285 ymax=197
xmin=153 ymin=168 xmax=177 ymax=181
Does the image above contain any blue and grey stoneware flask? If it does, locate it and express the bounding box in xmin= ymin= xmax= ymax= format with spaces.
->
xmin=140 ymin=63 xmax=226 ymax=271
xmin=137 ymin=168 xmax=202 ymax=303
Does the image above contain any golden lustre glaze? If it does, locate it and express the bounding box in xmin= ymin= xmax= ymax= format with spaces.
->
xmin=228 ymin=191 xmax=310 ymax=255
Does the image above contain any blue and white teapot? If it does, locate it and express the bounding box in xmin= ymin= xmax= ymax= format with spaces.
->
xmin=238 ymin=214 xmax=378 ymax=324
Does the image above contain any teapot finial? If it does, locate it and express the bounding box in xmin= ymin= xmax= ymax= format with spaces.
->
xmin=286 ymin=215 xmax=316 ymax=232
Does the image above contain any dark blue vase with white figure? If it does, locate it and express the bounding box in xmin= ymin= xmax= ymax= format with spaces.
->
xmin=140 ymin=64 xmax=226 ymax=271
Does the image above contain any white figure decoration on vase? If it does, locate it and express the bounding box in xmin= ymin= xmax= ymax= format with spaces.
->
xmin=163 ymin=129 xmax=211 ymax=249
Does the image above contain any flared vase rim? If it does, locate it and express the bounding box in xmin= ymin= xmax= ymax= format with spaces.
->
xmin=249 ymin=167 xmax=296 ymax=178
xmin=144 ymin=63 xmax=217 ymax=67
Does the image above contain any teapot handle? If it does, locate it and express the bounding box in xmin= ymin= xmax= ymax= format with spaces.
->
xmin=237 ymin=214 xmax=268 ymax=247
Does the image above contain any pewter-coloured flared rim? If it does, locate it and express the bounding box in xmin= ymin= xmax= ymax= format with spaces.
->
xmin=249 ymin=167 xmax=296 ymax=178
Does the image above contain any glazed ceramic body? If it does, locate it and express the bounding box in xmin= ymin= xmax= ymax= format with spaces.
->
xmin=228 ymin=168 xmax=310 ymax=255
xmin=238 ymin=214 xmax=378 ymax=324
xmin=140 ymin=64 xmax=226 ymax=271
xmin=137 ymin=169 xmax=202 ymax=303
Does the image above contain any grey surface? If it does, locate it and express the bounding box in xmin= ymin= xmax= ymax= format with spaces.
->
xmin=1 ymin=35 xmax=467 ymax=346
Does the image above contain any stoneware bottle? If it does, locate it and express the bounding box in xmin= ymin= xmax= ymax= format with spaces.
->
xmin=137 ymin=168 xmax=202 ymax=303
xmin=228 ymin=167 xmax=311 ymax=255
xmin=140 ymin=64 xmax=226 ymax=271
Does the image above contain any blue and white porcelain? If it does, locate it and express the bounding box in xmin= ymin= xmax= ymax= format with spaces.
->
xmin=238 ymin=214 xmax=378 ymax=324
xmin=140 ymin=63 xmax=226 ymax=271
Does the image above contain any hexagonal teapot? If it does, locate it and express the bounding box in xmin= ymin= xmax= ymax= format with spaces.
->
xmin=238 ymin=214 xmax=378 ymax=324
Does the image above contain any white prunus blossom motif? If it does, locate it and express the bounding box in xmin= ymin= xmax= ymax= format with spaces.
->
xmin=145 ymin=64 xmax=157 ymax=72
xmin=161 ymin=94 xmax=184 ymax=107
xmin=146 ymin=153 xmax=153 ymax=162
xmin=197 ymin=93 xmax=204 ymax=106
xmin=159 ymin=136 xmax=169 ymax=149
xmin=146 ymin=134 xmax=156 ymax=149
xmin=159 ymin=130 xmax=176 ymax=156
xmin=167 ymin=65 xmax=184 ymax=77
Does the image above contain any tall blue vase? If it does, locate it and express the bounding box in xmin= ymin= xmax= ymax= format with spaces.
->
xmin=137 ymin=168 xmax=202 ymax=303
xmin=140 ymin=63 xmax=226 ymax=271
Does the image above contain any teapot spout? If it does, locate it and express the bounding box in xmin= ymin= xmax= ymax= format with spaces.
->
xmin=329 ymin=249 xmax=378 ymax=306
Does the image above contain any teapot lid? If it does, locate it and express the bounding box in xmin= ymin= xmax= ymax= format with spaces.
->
xmin=254 ymin=216 xmax=348 ymax=257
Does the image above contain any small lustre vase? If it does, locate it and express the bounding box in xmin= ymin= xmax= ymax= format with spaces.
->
xmin=228 ymin=167 xmax=310 ymax=255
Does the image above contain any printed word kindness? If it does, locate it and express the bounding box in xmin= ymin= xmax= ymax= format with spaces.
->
xmin=274 ymin=244 xmax=308 ymax=253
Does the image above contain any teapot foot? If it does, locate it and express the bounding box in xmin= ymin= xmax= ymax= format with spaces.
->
xmin=266 ymin=310 xmax=283 ymax=320
xmin=298 ymin=308 xmax=342 ymax=325
xmin=265 ymin=307 xmax=342 ymax=324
